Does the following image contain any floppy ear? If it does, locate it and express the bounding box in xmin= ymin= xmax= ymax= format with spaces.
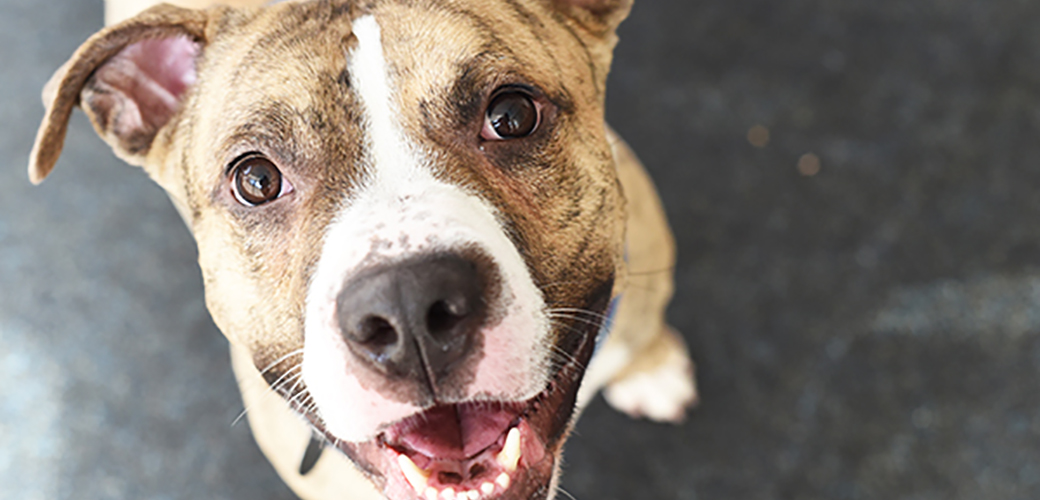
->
xmin=549 ymin=0 xmax=634 ymax=36
xmin=29 ymin=4 xmax=210 ymax=184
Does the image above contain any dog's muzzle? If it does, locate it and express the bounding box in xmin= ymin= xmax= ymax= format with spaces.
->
xmin=300 ymin=247 xmax=602 ymax=500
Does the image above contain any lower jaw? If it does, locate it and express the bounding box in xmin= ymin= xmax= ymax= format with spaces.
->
xmin=317 ymin=367 xmax=583 ymax=500
xmin=385 ymin=419 xmax=555 ymax=500
xmin=335 ymin=395 xmax=562 ymax=500
xmin=305 ymin=319 xmax=599 ymax=500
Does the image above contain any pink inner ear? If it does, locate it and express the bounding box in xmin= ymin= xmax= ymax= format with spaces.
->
xmin=88 ymin=34 xmax=200 ymax=143
xmin=122 ymin=35 xmax=199 ymax=101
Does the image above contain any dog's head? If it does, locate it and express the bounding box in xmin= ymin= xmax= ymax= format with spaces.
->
xmin=30 ymin=1 xmax=631 ymax=498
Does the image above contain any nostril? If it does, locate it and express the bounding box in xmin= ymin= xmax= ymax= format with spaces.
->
xmin=358 ymin=316 xmax=399 ymax=347
xmin=336 ymin=253 xmax=491 ymax=381
xmin=426 ymin=298 xmax=467 ymax=337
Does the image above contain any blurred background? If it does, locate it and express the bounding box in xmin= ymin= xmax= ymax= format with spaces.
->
xmin=2 ymin=0 xmax=1040 ymax=498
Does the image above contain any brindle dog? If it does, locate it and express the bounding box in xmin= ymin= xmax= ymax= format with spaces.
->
xmin=30 ymin=1 xmax=697 ymax=499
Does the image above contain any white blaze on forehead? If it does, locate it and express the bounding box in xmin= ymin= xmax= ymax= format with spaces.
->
xmin=349 ymin=15 xmax=414 ymax=184
xmin=301 ymin=15 xmax=551 ymax=443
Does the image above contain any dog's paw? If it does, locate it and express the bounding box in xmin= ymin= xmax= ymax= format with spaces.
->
xmin=603 ymin=329 xmax=697 ymax=423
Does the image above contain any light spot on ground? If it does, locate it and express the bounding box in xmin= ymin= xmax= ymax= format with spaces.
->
xmin=872 ymin=274 xmax=1040 ymax=338
xmin=747 ymin=124 xmax=770 ymax=148
xmin=797 ymin=153 xmax=821 ymax=176
xmin=0 ymin=320 xmax=65 ymax=500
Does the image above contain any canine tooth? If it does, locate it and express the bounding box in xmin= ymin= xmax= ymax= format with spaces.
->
xmin=496 ymin=473 xmax=510 ymax=489
xmin=481 ymin=482 xmax=495 ymax=495
xmin=496 ymin=427 xmax=521 ymax=472
xmin=440 ymin=488 xmax=455 ymax=500
xmin=397 ymin=454 xmax=430 ymax=492
xmin=466 ymin=490 xmax=479 ymax=500
xmin=425 ymin=488 xmax=439 ymax=500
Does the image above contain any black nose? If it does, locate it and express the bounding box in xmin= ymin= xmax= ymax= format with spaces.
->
xmin=336 ymin=254 xmax=486 ymax=387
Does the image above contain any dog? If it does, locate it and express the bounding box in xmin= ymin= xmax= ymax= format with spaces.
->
xmin=29 ymin=1 xmax=697 ymax=499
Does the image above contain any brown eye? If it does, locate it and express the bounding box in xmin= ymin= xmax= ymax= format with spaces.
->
xmin=232 ymin=155 xmax=284 ymax=206
xmin=482 ymin=91 xmax=539 ymax=140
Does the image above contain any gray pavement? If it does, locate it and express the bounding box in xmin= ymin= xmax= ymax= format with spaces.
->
xmin=2 ymin=0 xmax=1039 ymax=499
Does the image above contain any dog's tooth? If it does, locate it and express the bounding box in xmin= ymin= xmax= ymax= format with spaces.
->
xmin=397 ymin=454 xmax=430 ymax=492
xmin=495 ymin=473 xmax=511 ymax=489
xmin=466 ymin=490 xmax=479 ymax=500
xmin=480 ymin=482 xmax=495 ymax=495
xmin=424 ymin=487 xmax=439 ymax=500
xmin=439 ymin=487 xmax=455 ymax=500
xmin=495 ymin=427 xmax=521 ymax=473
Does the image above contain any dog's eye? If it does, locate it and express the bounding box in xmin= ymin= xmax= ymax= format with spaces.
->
xmin=231 ymin=155 xmax=286 ymax=206
xmin=482 ymin=90 xmax=539 ymax=140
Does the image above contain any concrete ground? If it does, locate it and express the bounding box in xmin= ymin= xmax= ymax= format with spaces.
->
xmin=2 ymin=0 xmax=1039 ymax=499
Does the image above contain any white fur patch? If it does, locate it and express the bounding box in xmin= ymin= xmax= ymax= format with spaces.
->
xmin=603 ymin=346 xmax=697 ymax=423
xmin=301 ymin=15 xmax=551 ymax=443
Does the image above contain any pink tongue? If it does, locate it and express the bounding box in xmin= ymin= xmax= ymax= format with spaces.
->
xmin=399 ymin=405 xmax=516 ymax=460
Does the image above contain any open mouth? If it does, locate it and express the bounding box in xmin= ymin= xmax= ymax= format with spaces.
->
xmin=301 ymin=332 xmax=593 ymax=500
xmin=379 ymin=401 xmax=546 ymax=500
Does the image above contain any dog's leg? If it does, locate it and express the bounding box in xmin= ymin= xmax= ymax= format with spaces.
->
xmin=578 ymin=129 xmax=698 ymax=423
xmin=601 ymin=325 xmax=697 ymax=422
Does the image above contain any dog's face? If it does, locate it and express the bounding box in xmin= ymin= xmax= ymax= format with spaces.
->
xmin=30 ymin=1 xmax=631 ymax=498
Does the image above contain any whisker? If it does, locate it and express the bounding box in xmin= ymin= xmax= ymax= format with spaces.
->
xmin=288 ymin=389 xmax=313 ymax=413
xmin=549 ymin=313 xmax=607 ymax=330
xmin=548 ymin=308 xmax=612 ymax=321
xmin=557 ymin=486 xmax=580 ymax=500
xmin=548 ymin=311 xmax=608 ymax=322
xmin=256 ymin=348 xmax=305 ymax=379
xmin=301 ymin=400 xmax=318 ymax=416
xmin=230 ymin=409 xmax=249 ymax=428
xmin=544 ymin=321 xmax=596 ymax=371
xmin=291 ymin=390 xmax=319 ymax=417
xmin=287 ymin=381 xmax=311 ymax=404
xmin=232 ymin=364 xmax=302 ymax=427
xmin=549 ymin=343 xmax=581 ymax=369
xmin=272 ymin=370 xmax=304 ymax=398
xmin=283 ymin=370 xmax=310 ymax=406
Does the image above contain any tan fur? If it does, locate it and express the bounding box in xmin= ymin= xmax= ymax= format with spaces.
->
xmin=106 ymin=0 xmax=268 ymax=25
xmin=30 ymin=1 xmax=695 ymax=498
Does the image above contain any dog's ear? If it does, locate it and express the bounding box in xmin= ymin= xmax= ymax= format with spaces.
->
xmin=29 ymin=4 xmax=210 ymax=184
xmin=548 ymin=0 xmax=634 ymax=36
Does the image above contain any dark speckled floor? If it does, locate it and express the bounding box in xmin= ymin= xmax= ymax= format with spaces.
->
xmin=3 ymin=0 xmax=1040 ymax=499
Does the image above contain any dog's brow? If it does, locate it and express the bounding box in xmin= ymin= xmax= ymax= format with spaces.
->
xmin=217 ymin=102 xmax=302 ymax=168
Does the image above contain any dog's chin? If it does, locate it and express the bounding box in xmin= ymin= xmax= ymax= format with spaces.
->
xmin=307 ymin=354 xmax=588 ymax=500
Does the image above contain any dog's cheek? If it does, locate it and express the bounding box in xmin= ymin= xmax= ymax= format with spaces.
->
xmin=197 ymin=240 xmax=264 ymax=348
xmin=501 ymin=140 xmax=622 ymax=302
xmin=190 ymin=207 xmax=296 ymax=353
